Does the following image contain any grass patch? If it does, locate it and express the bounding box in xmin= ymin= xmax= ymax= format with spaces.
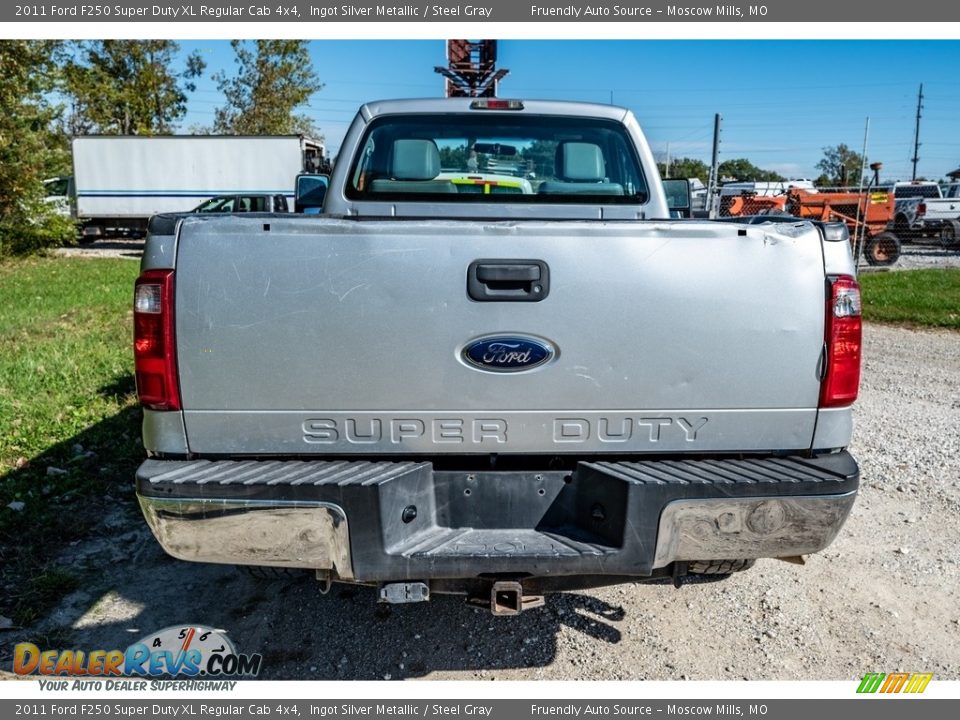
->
xmin=17 ymin=568 xmax=82 ymax=625
xmin=859 ymin=268 xmax=960 ymax=329
xmin=0 ymin=256 xmax=141 ymax=625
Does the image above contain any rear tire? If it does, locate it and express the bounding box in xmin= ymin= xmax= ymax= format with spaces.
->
xmin=239 ymin=566 xmax=310 ymax=580
xmin=864 ymin=232 xmax=901 ymax=267
xmin=941 ymin=220 xmax=960 ymax=248
xmin=687 ymin=559 xmax=756 ymax=575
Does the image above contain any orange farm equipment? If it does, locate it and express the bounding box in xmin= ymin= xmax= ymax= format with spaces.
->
xmin=785 ymin=189 xmax=901 ymax=266
xmin=722 ymin=188 xmax=902 ymax=266
xmin=720 ymin=193 xmax=787 ymax=217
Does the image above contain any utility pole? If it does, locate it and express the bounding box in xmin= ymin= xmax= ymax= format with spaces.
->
xmin=665 ymin=142 xmax=670 ymax=178
xmin=707 ymin=113 xmax=722 ymax=218
xmin=911 ymin=83 xmax=923 ymax=181
xmin=854 ymin=117 xmax=871 ymax=270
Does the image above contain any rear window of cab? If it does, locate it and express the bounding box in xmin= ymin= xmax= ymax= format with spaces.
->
xmin=346 ymin=114 xmax=649 ymax=204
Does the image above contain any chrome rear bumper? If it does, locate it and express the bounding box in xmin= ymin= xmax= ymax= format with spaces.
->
xmin=138 ymin=497 xmax=354 ymax=579
xmin=137 ymin=453 xmax=858 ymax=586
xmin=651 ymin=492 xmax=856 ymax=568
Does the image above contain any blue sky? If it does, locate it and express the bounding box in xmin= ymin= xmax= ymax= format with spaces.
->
xmin=178 ymin=40 xmax=960 ymax=181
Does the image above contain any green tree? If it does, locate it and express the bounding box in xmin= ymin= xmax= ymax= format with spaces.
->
xmin=214 ymin=41 xmax=322 ymax=137
xmin=63 ymin=40 xmax=204 ymax=135
xmin=439 ymin=144 xmax=469 ymax=170
xmin=522 ymin=140 xmax=558 ymax=179
xmin=816 ymin=144 xmax=865 ymax=186
xmin=718 ymin=158 xmax=784 ymax=182
xmin=659 ymin=157 xmax=709 ymax=184
xmin=0 ymin=41 xmax=76 ymax=256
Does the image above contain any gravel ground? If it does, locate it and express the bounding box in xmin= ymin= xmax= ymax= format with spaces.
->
xmin=882 ymin=241 xmax=960 ymax=270
xmin=1 ymin=323 xmax=957 ymax=682
xmin=53 ymin=238 xmax=143 ymax=260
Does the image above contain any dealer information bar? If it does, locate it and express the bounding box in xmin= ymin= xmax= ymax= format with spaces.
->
xmin=3 ymin=700 xmax=958 ymax=719
xmin=5 ymin=0 xmax=954 ymax=22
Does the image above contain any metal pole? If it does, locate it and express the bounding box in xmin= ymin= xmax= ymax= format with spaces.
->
xmin=857 ymin=117 xmax=869 ymax=196
xmin=853 ymin=117 xmax=870 ymax=271
xmin=707 ymin=113 xmax=721 ymax=219
xmin=665 ymin=142 xmax=670 ymax=179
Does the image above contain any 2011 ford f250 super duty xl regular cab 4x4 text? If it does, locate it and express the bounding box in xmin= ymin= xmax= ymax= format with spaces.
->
xmin=133 ymin=99 xmax=862 ymax=615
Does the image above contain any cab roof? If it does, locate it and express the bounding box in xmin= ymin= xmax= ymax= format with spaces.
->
xmin=358 ymin=98 xmax=631 ymax=123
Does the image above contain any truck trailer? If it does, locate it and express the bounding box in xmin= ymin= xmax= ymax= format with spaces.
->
xmin=48 ymin=135 xmax=324 ymax=241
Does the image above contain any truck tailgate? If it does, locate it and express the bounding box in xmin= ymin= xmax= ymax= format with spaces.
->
xmin=174 ymin=217 xmax=826 ymax=455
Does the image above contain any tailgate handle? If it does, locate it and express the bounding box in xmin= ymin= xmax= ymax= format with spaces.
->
xmin=468 ymin=259 xmax=549 ymax=302
xmin=477 ymin=264 xmax=540 ymax=282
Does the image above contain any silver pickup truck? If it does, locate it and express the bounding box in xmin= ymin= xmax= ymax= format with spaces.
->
xmin=134 ymin=98 xmax=862 ymax=615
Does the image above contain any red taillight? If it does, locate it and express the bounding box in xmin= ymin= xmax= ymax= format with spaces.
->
xmin=134 ymin=269 xmax=180 ymax=411
xmin=820 ymin=275 xmax=862 ymax=408
xmin=917 ymin=202 xmax=927 ymax=217
xmin=469 ymin=98 xmax=524 ymax=110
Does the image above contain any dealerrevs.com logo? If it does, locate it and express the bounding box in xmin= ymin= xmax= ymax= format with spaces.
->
xmin=857 ymin=672 xmax=933 ymax=694
xmin=13 ymin=625 xmax=262 ymax=680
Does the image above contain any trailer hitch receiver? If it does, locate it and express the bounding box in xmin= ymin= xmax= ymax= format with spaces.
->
xmin=490 ymin=581 xmax=545 ymax=616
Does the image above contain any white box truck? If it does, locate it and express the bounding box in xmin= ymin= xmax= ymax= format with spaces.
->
xmin=47 ymin=135 xmax=324 ymax=241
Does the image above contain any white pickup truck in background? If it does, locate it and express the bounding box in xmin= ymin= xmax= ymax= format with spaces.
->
xmin=922 ymin=183 xmax=960 ymax=246
xmin=132 ymin=98 xmax=863 ymax=615
xmin=892 ymin=181 xmax=960 ymax=245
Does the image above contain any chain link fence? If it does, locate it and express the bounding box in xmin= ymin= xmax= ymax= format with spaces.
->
xmin=681 ymin=175 xmax=960 ymax=268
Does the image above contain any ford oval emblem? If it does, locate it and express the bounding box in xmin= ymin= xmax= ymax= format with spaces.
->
xmin=463 ymin=335 xmax=556 ymax=373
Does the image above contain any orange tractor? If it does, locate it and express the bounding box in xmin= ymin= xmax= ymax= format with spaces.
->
xmin=784 ymin=189 xmax=900 ymax=266
xmin=722 ymin=188 xmax=902 ymax=266
xmin=721 ymin=193 xmax=786 ymax=217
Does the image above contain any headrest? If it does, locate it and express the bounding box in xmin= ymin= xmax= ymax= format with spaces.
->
xmin=557 ymin=142 xmax=606 ymax=182
xmin=391 ymin=139 xmax=441 ymax=180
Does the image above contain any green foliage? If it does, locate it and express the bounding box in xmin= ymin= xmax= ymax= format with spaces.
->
xmin=718 ymin=157 xmax=784 ymax=182
xmin=0 ymin=196 xmax=77 ymax=257
xmin=0 ymin=256 xmax=141 ymax=623
xmin=859 ymin=268 xmax=960 ymax=329
xmin=816 ymin=144 xmax=865 ymax=186
xmin=0 ymin=41 xmax=77 ymax=257
xmin=63 ymin=40 xmax=205 ymax=135
xmin=522 ymin=140 xmax=557 ymax=180
xmin=439 ymin=144 xmax=470 ymax=170
xmin=661 ymin=157 xmax=784 ymax=184
xmin=659 ymin=157 xmax=709 ymax=184
xmin=214 ymin=40 xmax=323 ymax=137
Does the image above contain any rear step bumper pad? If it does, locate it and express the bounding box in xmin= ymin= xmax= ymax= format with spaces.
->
xmin=136 ymin=453 xmax=858 ymax=582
